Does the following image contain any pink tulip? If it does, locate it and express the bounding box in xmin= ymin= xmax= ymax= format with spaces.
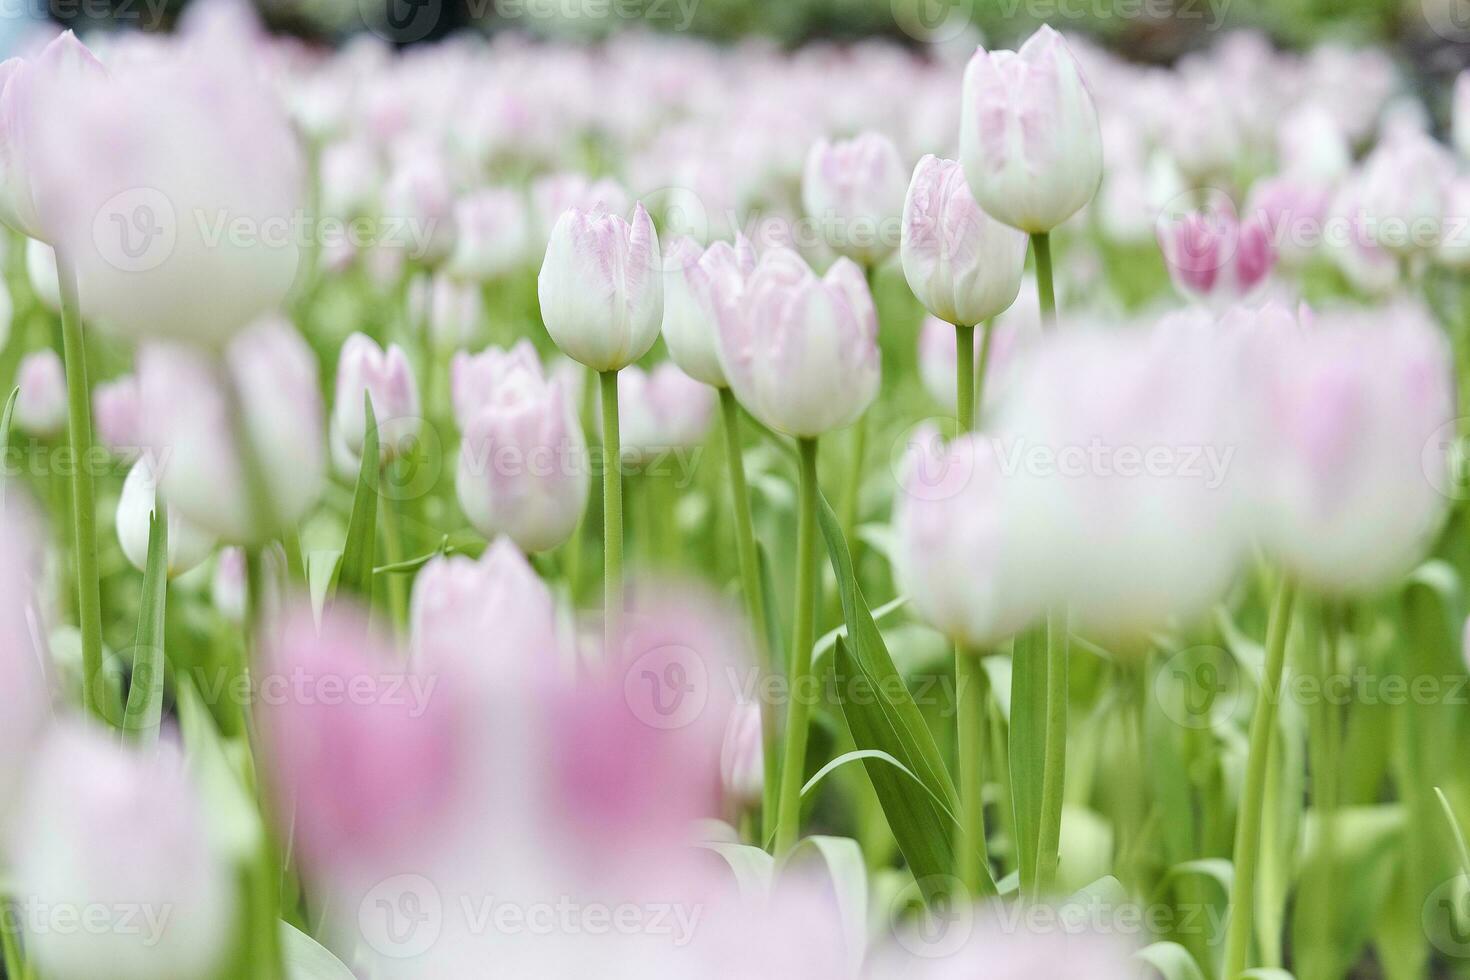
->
xmin=332 ymin=332 xmax=421 ymax=462
xmin=719 ymin=701 xmax=764 ymax=807
xmin=712 ymin=247 xmax=880 ymax=438
xmin=530 ymin=173 xmax=631 ymax=245
xmin=1246 ymin=175 xmax=1333 ymax=267
xmin=211 ymin=546 xmax=246 ymax=624
xmin=448 ymin=187 xmax=530 ymax=281
xmin=1156 ymin=203 xmax=1275 ymax=307
xmin=959 ymin=26 xmax=1103 ymax=233
xmin=662 ymin=234 xmax=757 ymax=388
xmin=14 ymin=349 xmax=66 ymax=439
xmin=617 ymin=362 xmax=716 ymax=463
xmin=257 ymin=604 xmax=471 ymax=883
xmin=10 ymin=725 xmax=236 ymax=980
xmin=801 ymin=131 xmax=908 ymax=265
xmin=318 ymin=138 xmax=381 ymax=218
xmin=1357 ymin=131 xmax=1452 ymax=254
xmin=380 ymin=148 xmax=456 ymax=264
xmin=901 ymin=155 xmax=1028 ymax=326
xmin=1325 ymin=173 xmax=1400 ymax=296
xmin=454 ymin=343 xmax=589 ymax=553
xmin=538 ymin=203 xmax=663 ymax=372
xmin=140 ymin=316 xmax=326 ymax=542
xmin=93 ymin=374 xmax=142 ymax=460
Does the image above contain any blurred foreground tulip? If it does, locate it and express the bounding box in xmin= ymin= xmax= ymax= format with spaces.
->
xmin=333 ymin=332 xmax=421 ymax=463
xmin=801 ymin=132 xmax=907 ymax=266
xmin=661 ymin=234 xmax=757 ymax=388
xmin=1156 ymin=204 xmax=1275 ymax=307
xmin=116 ymin=457 xmax=216 ymax=577
xmin=617 ymin=362 xmax=716 ymax=463
xmin=14 ymin=349 xmax=66 ymax=438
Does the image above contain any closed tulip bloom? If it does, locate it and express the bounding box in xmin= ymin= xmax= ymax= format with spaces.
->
xmin=617 ymin=362 xmax=716 ymax=462
xmin=661 ymin=234 xmax=757 ymax=388
xmin=1246 ymin=175 xmax=1333 ymax=267
xmin=1157 ymin=204 xmax=1275 ymax=307
xmin=538 ymin=203 xmax=663 ymax=372
xmin=14 ymin=349 xmax=66 ymax=438
xmin=893 ymin=427 xmax=1039 ymax=647
xmin=11 ymin=726 xmax=236 ymax=980
xmin=380 ymin=149 xmax=455 ymax=264
xmin=93 ymin=374 xmax=142 ymax=460
xmin=801 ymin=131 xmax=908 ymax=265
xmin=318 ymin=138 xmax=380 ymax=218
xmin=333 ymin=332 xmax=421 ymax=462
xmin=415 ymin=273 xmax=483 ymax=351
xmin=902 ymin=155 xmax=1028 ymax=326
xmin=449 ymin=187 xmax=530 ymax=281
xmin=116 ymin=457 xmax=217 ymax=577
xmin=455 ymin=345 xmax=588 ymax=553
xmin=1325 ymin=174 xmax=1400 ymax=296
xmin=959 ymin=26 xmax=1103 ymax=234
xmin=1358 ymin=132 xmax=1451 ymax=254
xmin=0 ymin=32 xmax=105 ymax=242
xmin=1247 ymin=306 xmax=1455 ymax=595
xmin=719 ymin=701 xmax=764 ymax=807
xmin=713 ymin=247 xmax=880 ymax=438
xmin=29 ymin=38 xmax=304 ymax=348
xmin=258 ymin=605 xmax=470 ymax=883
xmin=140 ymin=317 xmax=326 ymax=542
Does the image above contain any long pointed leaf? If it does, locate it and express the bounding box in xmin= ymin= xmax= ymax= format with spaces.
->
xmin=122 ymin=508 xmax=168 ymax=743
xmin=1009 ymin=623 xmax=1047 ymax=892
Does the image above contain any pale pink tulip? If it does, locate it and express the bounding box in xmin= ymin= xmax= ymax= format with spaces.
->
xmin=801 ymin=131 xmax=908 ymax=265
xmin=617 ymin=362 xmax=716 ymax=462
xmin=333 ymin=332 xmax=421 ymax=462
xmin=14 ymin=349 xmax=66 ymax=438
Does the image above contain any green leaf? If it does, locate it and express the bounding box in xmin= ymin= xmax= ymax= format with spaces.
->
xmin=335 ymin=393 xmax=379 ymax=600
xmin=697 ymin=841 xmax=774 ymax=900
xmin=1135 ymin=941 xmax=1207 ymax=980
xmin=1009 ymin=622 xmax=1047 ymax=893
xmin=0 ymin=386 xmax=16 ymax=457
xmin=281 ymin=921 xmax=356 ymax=980
xmin=801 ymin=749 xmax=956 ymax=823
xmin=1435 ymin=787 xmax=1470 ymax=880
xmin=176 ymin=674 xmax=261 ymax=860
xmin=121 ymin=509 xmax=168 ymax=743
xmin=783 ymin=836 xmax=869 ymax=970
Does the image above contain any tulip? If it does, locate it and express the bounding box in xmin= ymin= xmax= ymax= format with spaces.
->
xmin=25 ymin=239 xmax=59 ymax=312
xmin=617 ymin=362 xmax=716 ymax=463
xmin=333 ymin=332 xmax=421 ymax=463
xmin=1246 ymin=175 xmax=1333 ymax=267
xmin=712 ymin=247 xmax=880 ymax=439
xmin=380 ymin=148 xmax=455 ymax=265
xmin=454 ymin=346 xmax=589 ymax=554
xmin=1245 ymin=304 xmax=1455 ymax=595
xmin=1456 ymin=71 xmax=1470 ymax=162
xmin=901 ymin=155 xmax=1028 ymax=327
xmin=139 ymin=316 xmax=326 ymax=542
xmin=1156 ymin=203 xmax=1275 ymax=307
xmin=211 ymin=546 xmax=246 ymax=624
xmin=412 ymin=272 xmax=483 ymax=352
xmin=10 ymin=725 xmax=236 ymax=980
xmin=1357 ymin=132 xmax=1451 ymax=254
xmin=719 ymin=702 xmax=764 ymax=809
xmin=116 ymin=457 xmax=216 ymax=577
xmin=959 ymin=25 xmax=1103 ymax=234
xmin=1324 ymin=174 xmax=1400 ymax=296
xmin=530 ymin=172 xmax=630 ymax=246
xmin=257 ymin=604 xmax=470 ymax=884
xmin=448 ymin=187 xmax=530 ymax=281
xmin=661 ymin=234 xmax=757 ymax=389
xmin=538 ymin=202 xmax=663 ymax=373
xmin=14 ymin=349 xmax=66 ymax=438
xmin=801 ymin=131 xmax=908 ymax=265
xmin=410 ymin=538 xmax=559 ymax=677
xmin=1277 ymin=102 xmax=1351 ymax=182
xmin=318 ymin=138 xmax=381 ymax=218
xmin=27 ymin=35 xmax=304 ymax=347
xmin=93 ymin=374 xmax=142 ymax=460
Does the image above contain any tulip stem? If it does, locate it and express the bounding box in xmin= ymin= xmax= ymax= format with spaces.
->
xmin=955 ymin=324 xmax=975 ymax=432
xmin=55 ymin=251 xmax=106 ymax=724
xmin=1034 ymin=606 xmax=1069 ymax=896
xmin=599 ymin=370 xmax=623 ymax=655
xmin=1030 ymin=232 xmax=1056 ymax=328
xmin=774 ymin=435 xmax=819 ymax=855
xmin=1223 ymin=576 xmax=1298 ymax=979
xmin=955 ymin=645 xmax=992 ymax=895
xmin=718 ymin=387 xmax=779 ymax=841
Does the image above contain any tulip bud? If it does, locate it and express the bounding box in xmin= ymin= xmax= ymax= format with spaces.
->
xmin=257 ymin=605 xmax=469 ymax=884
xmin=1246 ymin=175 xmax=1333 ymax=268
xmin=448 ymin=187 xmax=530 ymax=281
xmin=116 ymin=457 xmax=216 ymax=577
xmin=1277 ymin=102 xmax=1351 ymax=182
xmin=719 ymin=701 xmax=764 ymax=808
xmin=1156 ymin=203 xmax=1275 ymax=307
xmin=959 ymin=26 xmax=1103 ymax=234
xmin=1245 ymin=304 xmax=1455 ymax=595
xmin=318 ymin=138 xmax=380 ymax=218
xmin=538 ymin=203 xmax=663 ymax=372
xmin=1357 ymin=132 xmax=1451 ymax=254
xmin=713 ymin=247 xmax=880 ymax=438
xmin=10 ymin=726 xmax=236 ymax=980
xmin=380 ymin=149 xmax=455 ymax=264
xmin=661 ymin=234 xmax=757 ymax=388
xmin=14 ymin=349 xmax=66 ymax=439
xmin=617 ymin=363 xmax=716 ymax=463
xmin=332 ymin=332 xmax=421 ymax=463
xmin=1325 ymin=174 xmax=1400 ymax=297
xmin=901 ymin=155 xmax=1028 ymax=326
xmin=416 ymin=273 xmax=482 ymax=352
xmin=28 ymin=37 xmax=304 ymax=348
xmin=93 ymin=374 xmax=142 ymax=461
xmin=454 ymin=345 xmax=588 ymax=553
xmin=140 ymin=316 xmax=326 ymax=543
xmin=801 ymin=132 xmax=908 ymax=266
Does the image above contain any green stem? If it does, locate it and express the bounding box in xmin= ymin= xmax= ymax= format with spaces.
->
xmin=55 ymin=251 xmax=106 ymax=723
xmin=718 ymin=387 xmax=778 ymax=842
xmin=1223 ymin=577 xmax=1298 ymax=979
xmin=839 ymin=413 xmax=867 ymax=560
xmin=379 ymin=491 xmax=409 ymax=639
xmin=955 ymin=323 xmax=975 ymax=432
xmin=955 ymin=646 xmax=991 ymax=895
xmin=1034 ymin=606 xmax=1069 ymax=896
xmin=1030 ymin=232 xmax=1056 ymax=328
xmin=774 ymin=435 xmax=819 ymax=855
xmin=973 ymin=319 xmax=995 ymax=427
xmin=599 ymin=370 xmax=623 ymax=655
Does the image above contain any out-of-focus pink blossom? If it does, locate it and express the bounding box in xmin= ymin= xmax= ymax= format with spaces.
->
xmin=1156 ymin=203 xmax=1275 ymax=307
xmin=333 ymin=332 xmax=421 ymax=462
xmin=449 ymin=187 xmax=530 ymax=281
xmin=662 ymin=234 xmax=757 ymax=388
xmin=116 ymin=456 xmax=217 ymax=577
xmin=93 ymin=374 xmax=142 ymax=460
xmin=801 ymin=131 xmax=908 ymax=266
xmin=617 ymin=362 xmax=716 ymax=463
xmin=14 ymin=349 xmax=66 ymax=439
